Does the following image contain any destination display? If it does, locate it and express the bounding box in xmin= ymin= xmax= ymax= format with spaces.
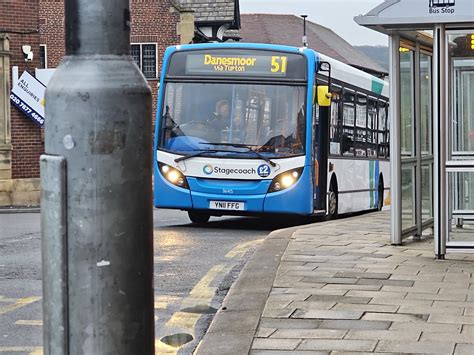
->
xmin=167 ymin=49 xmax=307 ymax=80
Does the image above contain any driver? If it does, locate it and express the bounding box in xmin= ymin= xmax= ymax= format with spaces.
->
xmin=207 ymin=99 xmax=230 ymax=132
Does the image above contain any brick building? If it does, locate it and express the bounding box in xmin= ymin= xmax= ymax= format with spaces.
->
xmin=0 ymin=0 xmax=240 ymax=207
xmin=1 ymin=0 xmax=43 ymax=206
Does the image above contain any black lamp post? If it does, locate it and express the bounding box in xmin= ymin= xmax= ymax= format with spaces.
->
xmin=301 ymin=15 xmax=308 ymax=47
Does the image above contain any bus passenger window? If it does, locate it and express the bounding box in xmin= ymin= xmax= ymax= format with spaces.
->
xmin=329 ymin=88 xmax=342 ymax=156
xmin=378 ymin=101 xmax=388 ymax=158
xmin=367 ymin=99 xmax=378 ymax=158
xmin=385 ymin=104 xmax=390 ymax=158
xmin=355 ymin=94 xmax=367 ymax=157
xmin=342 ymin=91 xmax=355 ymax=157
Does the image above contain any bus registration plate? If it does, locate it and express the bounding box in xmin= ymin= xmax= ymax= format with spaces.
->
xmin=210 ymin=201 xmax=245 ymax=211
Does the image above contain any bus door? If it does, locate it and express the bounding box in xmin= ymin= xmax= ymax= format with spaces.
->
xmin=314 ymin=76 xmax=331 ymax=212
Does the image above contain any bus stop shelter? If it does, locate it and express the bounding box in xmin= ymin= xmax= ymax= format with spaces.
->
xmin=356 ymin=0 xmax=474 ymax=258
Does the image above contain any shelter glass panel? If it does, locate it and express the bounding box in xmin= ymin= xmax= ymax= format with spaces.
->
xmin=420 ymin=53 xmax=432 ymax=156
xmin=402 ymin=165 xmax=416 ymax=230
xmin=447 ymin=30 xmax=474 ymax=248
xmin=448 ymin=171 xmax=474 ymax=244
xmin=421 ymin=164 xmax=433 ymax=220
xmin=400 ymin=50 xmax=414 ymax=157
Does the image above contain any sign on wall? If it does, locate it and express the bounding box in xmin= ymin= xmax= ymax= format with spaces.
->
xmin=10 ymin=71 xmax=45 ymax=127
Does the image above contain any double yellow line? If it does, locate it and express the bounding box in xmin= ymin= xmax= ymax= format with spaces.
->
xmin=156 ymin=239 xmax=263 ymax=354
xmin=0 ymin=239 xmax=262 ymax=354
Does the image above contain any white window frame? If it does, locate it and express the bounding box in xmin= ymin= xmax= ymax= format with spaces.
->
xmin=131 ymin=42 xmax=158 ymax=79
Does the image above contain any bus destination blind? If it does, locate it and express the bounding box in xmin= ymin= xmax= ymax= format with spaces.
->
xmin=186 ymin=53 xmax=290 ymax=77
xmin=167 ymin=50 xmax=306 ymax=80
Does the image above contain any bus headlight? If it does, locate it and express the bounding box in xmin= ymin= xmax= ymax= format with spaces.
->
xmin=268 ymin=168 xmax=303 ymax=193
xmin=159 ymin=163 xmax=189 ymax=189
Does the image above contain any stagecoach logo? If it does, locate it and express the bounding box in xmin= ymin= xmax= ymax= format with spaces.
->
xmin=203 ymin=164 xmax=213 ymax=175
xmin=257 ymin=164 xmax=271 ymax=178
xmin=429 ymin=0 xmax=456 ymax=14
xmin=202 ymin=164 xmax=259 ymax=176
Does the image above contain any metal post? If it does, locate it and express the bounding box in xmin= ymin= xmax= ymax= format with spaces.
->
xmin=301 ymin=15 xmax=308 ymax=47
xmin=41 ymin=156 xmax=68 ymax=354
xmin=41 ymin=0 xmax=154 ymax=353
xmin=414 ymin=43 xmax=422 ymax=240
xmin=433 ymin=24 xmax=447 ymax=259
xmin=390 ymin=34 xmax=402 ymax=245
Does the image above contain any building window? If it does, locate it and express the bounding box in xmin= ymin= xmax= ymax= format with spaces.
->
xmin=39 ymin=45 xmax=47 ymax=69
xmin=131 ymin=43 xmax=157 ymax=79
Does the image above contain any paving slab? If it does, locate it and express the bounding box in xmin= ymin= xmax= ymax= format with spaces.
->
xmin=258 ymin=318 xmax=321 ymax=330
xmin=297 ymin=339 xmax=377 ymax=352
xmin=197 ymin=212 xmax=474 ymax=354
xmin=270 ymin=329 xmax=346 ymax=339
xmin=292 ymin=309 xmax=364 ymax=320
xmin=255 ymin=328 xmax=276 ymax=338
xmin=375 ymin=340 xmax=455 ymax=353
xmin=251 ymin=351 xmax=327 ymax=355
xmin=454 ymin=343 xmax=474 ymax=355
xmin=252 ymin=338 xmax=301 ymax=351
xmin=344 ymin=329 xmax=421 ymax=341
xmin=318 ymin=319 xmax=392 ymax=330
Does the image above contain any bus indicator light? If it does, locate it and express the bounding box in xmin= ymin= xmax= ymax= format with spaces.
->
xmin=471 ymin=34 xmax=474 ymax=49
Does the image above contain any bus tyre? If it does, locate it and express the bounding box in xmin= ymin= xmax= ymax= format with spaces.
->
xmin=377 ymin=178 xmax=384 ymax=211
xmin=328 ymin=180 xmax=338 ymax=218
xmin=188 ymin=211 xmax=210 ymax=224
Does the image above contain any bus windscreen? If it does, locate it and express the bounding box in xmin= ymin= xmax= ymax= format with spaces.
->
xmin=167 ymin=49 xmax=307 ymax=80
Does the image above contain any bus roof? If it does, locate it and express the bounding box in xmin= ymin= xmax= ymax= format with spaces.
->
xmin=317 ymin=52 xmax=389 ymax=98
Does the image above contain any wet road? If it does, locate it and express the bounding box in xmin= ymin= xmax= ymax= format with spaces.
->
xmin=0 ymin=209 xmax=309 ymax=354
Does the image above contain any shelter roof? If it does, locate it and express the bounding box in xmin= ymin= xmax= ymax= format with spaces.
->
xmin=355 ymin=0 xmax=474 ymax=31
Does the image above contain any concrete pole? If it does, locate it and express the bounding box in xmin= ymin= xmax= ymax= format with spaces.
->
xmin=41 ymin=0 xmax=154 ymax=353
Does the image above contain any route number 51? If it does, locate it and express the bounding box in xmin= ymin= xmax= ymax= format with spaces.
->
xmin=271 ymin=56 xmax=288 ymax=74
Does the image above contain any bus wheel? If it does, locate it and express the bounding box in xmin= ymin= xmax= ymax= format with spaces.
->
xmin=328 ymin=181 xmax=338 ymax=218
xmin=188 ymin=211 xmax=210 ymax=224
xmin=377 ymin=178 xmax=384 ymax=211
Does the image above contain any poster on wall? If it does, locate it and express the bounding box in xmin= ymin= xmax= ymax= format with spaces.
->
xmin=10 ymin=71 xmax=45 ymax=127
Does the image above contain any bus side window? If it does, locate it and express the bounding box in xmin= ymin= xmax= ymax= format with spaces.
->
xmin=368 ymin=98 xmax=378 ymax=158
xmin=329 ymin=87 xmax=342 ymax=156
xmin=342 ymin=90 xmax=355 ymax=157
xmin=355 ymin=93 xmax=367 ymax=157
xmin=378 ymin=101 xmax=388 ymax=158
xmin=385 ymin=103 xmax=390 ymax=159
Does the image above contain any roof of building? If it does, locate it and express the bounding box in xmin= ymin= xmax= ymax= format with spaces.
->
xmin=240 ymin=14 xmax=388 ymax=77
xmin=178 ymin=0 xmax=237 ymax=23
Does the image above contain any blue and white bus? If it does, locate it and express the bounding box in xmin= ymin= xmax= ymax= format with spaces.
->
xmin=153 ymin=43 xmax=390 ymax=223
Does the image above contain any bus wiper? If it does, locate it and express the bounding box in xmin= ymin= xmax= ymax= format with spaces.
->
xmin=201 ymin=142 xmax=277 ymax=167
xmin=174 ymin=149 xmax=233 ymax=163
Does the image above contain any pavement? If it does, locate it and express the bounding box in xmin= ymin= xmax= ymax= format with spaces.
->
xmin=196 ymin=211 xmax=474 ymax=355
